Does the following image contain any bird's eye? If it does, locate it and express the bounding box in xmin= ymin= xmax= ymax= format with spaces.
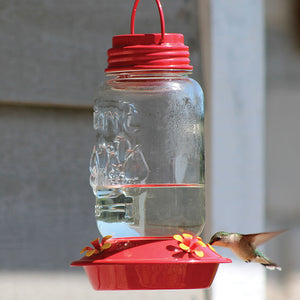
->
xmin=215 ymin=237 xmax=221 ymax=241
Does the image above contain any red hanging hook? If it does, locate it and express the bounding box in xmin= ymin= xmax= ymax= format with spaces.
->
xmin=130 ymin=0 xmax=166 ymax=42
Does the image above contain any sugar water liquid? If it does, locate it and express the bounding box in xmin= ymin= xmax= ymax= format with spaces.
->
xmin=95 ymin=183 xmax=205 ymax=237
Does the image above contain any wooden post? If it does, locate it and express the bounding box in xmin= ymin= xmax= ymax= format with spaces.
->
xmin=198 ymin=1 xmax=266 ymax=299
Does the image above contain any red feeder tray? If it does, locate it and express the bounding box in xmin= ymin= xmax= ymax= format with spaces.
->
xmin=71 ymin=236 xmax=231 ymax=290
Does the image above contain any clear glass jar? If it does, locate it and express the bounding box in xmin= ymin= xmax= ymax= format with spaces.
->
xmin=89 ymin=71 xmax=205 ymax=237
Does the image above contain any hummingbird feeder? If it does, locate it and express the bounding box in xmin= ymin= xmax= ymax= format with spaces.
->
xmin=71 ymin=0 xmax=231 ymax=290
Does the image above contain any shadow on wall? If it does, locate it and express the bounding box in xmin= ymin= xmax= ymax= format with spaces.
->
xmin=0 ymin=105 xmax=98 ymax=271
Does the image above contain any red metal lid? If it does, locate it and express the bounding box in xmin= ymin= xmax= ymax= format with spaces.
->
xmin=105 ymin=0 xmax=193 ymax=73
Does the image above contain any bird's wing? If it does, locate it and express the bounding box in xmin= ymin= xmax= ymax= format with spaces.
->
xmin=243 ymin=230 xmax=286 ymax=247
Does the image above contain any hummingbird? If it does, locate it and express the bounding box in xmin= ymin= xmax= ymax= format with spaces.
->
xmin=209 ymin=230 xmax=286 ymax=271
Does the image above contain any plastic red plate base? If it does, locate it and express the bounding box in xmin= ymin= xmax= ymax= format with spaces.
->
xmin=71 ymin=236 xmax=231 ymax=290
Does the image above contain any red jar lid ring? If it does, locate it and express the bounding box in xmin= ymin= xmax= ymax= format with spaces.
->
xmin=105 ymin=0 xmax=193 ymax=73
xmin=106 ymin=33 xmax=193 ymax=73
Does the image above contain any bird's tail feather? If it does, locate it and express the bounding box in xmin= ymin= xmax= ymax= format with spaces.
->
xmin=261 ymin=263 xmax=282 ymax=271
xmin=254 ymin=250 xmax=282 ymax=271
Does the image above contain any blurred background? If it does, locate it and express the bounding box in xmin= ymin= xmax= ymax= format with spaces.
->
xmin=0 ymin=0 xmax=299 ymax=299
xmin=265 ymin=0 xmax=300 ymax=299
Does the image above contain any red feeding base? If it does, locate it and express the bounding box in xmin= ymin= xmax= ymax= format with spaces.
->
xmin=71 ymin=236 xmax=231 ymax=290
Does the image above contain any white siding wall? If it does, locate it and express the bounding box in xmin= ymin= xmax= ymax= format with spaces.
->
xmin=198 ymin=1 xmax=266 ymax=299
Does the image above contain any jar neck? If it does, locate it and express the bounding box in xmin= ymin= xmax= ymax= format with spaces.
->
xmin=105 ymin=70 xmax=192 ymax=80
xmin=104 ymin=70 xmax=194 ymax=91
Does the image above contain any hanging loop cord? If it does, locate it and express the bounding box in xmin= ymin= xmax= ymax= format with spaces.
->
xmin=130 ymin=0 xmax=166 ymax=42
